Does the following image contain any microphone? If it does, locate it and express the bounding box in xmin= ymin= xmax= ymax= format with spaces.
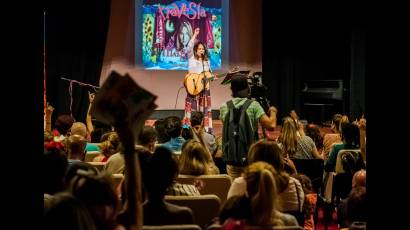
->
xmin=193 ymin=78 xmax=196 ymax=89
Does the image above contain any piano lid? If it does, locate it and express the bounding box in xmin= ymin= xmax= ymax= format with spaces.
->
xmin=301 ymin=80 xmax=343 ymax=100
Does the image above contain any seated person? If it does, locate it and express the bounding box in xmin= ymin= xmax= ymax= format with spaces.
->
xmin=219 ymin=162 xmax=298 ymax=227
xmin=324 ymin=122 xmax=361 ymax=172
xmin=65 ymin=135 xmax=87 ymax=167
xmin=227 ymin=140 xmax=305 ymax=215
xmin=337 ymin=169 xmax=366 ymax=228
xmin=94 ymin=132 xmax=121 ymax=162
xmin=143 ymin=147 xmax=194 ymax=225
xmin=179 ymin=139 xmax=220 ymax=175
xmin=161 ymin=116 xmax=186 ymax=152
xmin=153 ymin=118 xmax=171 ymax=144
xmin=70 ymin=122 xmax=100 ymax=152
xmin=190 ymin=111 xmax=217 ymax=154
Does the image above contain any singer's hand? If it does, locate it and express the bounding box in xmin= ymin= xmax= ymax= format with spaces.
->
xmin=194 ymin=28 xmax=200 ymax=36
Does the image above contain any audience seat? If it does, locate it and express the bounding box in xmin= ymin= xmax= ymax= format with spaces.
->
xmin=88 ymin=161 xmax=106 ymax=172
xmin=291 ymin=159 xmax=324 ymax=193
xmin=111 ymin=173 xmax=124 ymax=197
xmin=322 ymin=149 xmax=365 ymax=227
xmin=84 ymin=151 xmax=103 ymax=162
xmin=207 ymin=224 xmax=303 ymax=230
xmin=165 ymin=194 xmax=221 ymax=228
xmin=143 ymin=225 xmax=202 ymax=230
xmin=176 ymin=174 xmax=232 ymax=204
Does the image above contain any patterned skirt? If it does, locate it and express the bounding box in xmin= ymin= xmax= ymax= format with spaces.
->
xmin=183 ymin=87 xmax=213 ymax=134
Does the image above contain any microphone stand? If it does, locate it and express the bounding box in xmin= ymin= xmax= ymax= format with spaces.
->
xmin=201 ymin=54 xmax=206 ymax=114
xmin=201 ymin=54 xmax=205 ymax=92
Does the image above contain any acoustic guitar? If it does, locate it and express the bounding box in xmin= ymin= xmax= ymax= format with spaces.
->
xmin=184 ymin=67 xmax=239 ymax=96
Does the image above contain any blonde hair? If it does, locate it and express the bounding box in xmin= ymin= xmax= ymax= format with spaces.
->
xmin=278 ymin=117 xmax=298 ymax=157
xmin=70 ymin=122 xmax=87 ymax=137
xmin=244 ymin=162 xmax=280 ymax=226
xmin=179 ymin=139 xmax=213 ymax=175
xmin=98 ymin=132 xmax=121 ymax=157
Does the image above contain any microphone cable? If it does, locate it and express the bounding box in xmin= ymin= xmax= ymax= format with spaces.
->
xmin=175 ymin=85 xmax=186 ymax=109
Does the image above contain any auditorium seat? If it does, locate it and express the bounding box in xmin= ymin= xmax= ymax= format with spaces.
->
xmin=176 ymin=174 xmax=232 ymax=204
xmin=165 ymin=195 xmax=221 ymax=228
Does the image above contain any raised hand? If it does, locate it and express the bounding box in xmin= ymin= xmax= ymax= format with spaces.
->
xmin=88 ymin=91 xmax=95 ymax=103
xmin=194 ymin=28 xmax=200 ymax=36
xmin=46 ymin=102 xmax=54 ymax=115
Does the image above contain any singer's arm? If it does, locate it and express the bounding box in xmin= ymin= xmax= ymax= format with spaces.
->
xmin=187 ymin=28 xmax=200 ymax=59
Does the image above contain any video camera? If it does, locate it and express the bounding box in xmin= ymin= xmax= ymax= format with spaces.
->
xmin=248 ymin=72 xmax=271 ymax=113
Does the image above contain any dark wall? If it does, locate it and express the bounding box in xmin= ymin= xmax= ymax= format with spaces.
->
xmin=46 ymin=0 xmax=111 ymax=124
xmin=262 ymin=2 xmax=366 ymax=123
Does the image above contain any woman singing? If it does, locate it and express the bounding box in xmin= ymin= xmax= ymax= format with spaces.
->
xmin=183 ymin=28 xmax=214 ymax=134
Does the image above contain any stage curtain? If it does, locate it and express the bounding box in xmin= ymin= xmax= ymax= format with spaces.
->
xmin=45 ymin=0 xmax=111 ymax=124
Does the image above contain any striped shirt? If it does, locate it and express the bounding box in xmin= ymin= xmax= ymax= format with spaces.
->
xmin=166 ymin=182 xmax=201 ymax=196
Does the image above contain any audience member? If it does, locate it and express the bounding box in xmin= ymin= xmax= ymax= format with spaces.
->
xmin=70 ymin=121 xmax=100 ymax=152
xmin=162 ymin=116 xmax=186 ymax=152
xmin=324 ymin=122 xmax=360 ymax=172
xmin=154 ymin=118 xmax=171 ymax=144
xmin=292 ymin=174 xmax=317 ymax=230
xmin=305 ymin=123 xmax=324 ymax=154
xmin=220 ymin=162 xmax=298 ymax=227
xmin=65 ymin=134 xmax=87 ymax=167
xmin=278 ymin=117 xmax=322 ymax=160
xmin=179 ymin=139 xmax=219 ymax=175
xmin=95 ymin=132 xmax=121 ymax=162
xmin=227 ymin=140 xmax=305 ymax=215
xmin=322 ymin=114 xmax=343 ymax=160
xmin=142 ymin=146 xmax=194 ymax=225
xmin=44 ymin=147 xmax=68 ymax=195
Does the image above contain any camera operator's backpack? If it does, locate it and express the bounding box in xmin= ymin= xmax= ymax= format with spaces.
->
xmin=222 ymin=99 xmax=258 ymax=166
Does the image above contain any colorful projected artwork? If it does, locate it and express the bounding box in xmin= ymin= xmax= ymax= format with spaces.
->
xmin=141 ymin=0 xmax=222 ymax=70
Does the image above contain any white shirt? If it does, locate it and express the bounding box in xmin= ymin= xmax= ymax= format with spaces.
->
xmin=187 ymin=38 xmax=211 ymax=74
xmin=188 ymin=57 xmax=211 ymax=74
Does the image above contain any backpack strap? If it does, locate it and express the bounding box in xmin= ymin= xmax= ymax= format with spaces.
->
xmin=241 ymin=99 xmax=253 ymax=111
xmin=241 ymin=99 xmax=258 ymax=140
xmin=227 ymin=100 xmax=235 ymax=123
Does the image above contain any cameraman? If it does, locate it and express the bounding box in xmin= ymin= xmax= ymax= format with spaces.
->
xmin=219 ymin=73 xmax=278 ymax=178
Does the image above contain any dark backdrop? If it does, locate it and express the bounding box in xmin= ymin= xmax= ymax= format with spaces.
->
xmin=262 ymin=2 xmax=366 ymax=123
xmin=45 ymin=0 xmax=111 ymax=124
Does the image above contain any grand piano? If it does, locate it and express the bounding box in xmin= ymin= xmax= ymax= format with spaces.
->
xmin=301 ymin=80 xmax=346 ymax=125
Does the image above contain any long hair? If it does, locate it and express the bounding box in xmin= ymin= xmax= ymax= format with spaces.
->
xmin=193 ymin=41 xmax=209 ymax=61
xmin=305 ymin=124 xmax=323 ymax=150
xmin=331 ymin=114 xmax=343 ymax=133
xmin=98 ymin=132 xmax=121 ymax=158
xmin=179 ymin=139 xmax=213 ymax=175
xmin=244 ymin=162 xmax=279 ymax=226
xmin=278 ymin=117 xmax=298 ymax=158
xmin=247 ymin=139 xmax=290 ymax=193
xmin=176 ymin=20 xmax=193 ymax=51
